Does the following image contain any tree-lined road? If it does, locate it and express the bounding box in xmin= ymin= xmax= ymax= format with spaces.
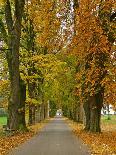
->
xmin=9 ymin=117 xmax=90 ymax=155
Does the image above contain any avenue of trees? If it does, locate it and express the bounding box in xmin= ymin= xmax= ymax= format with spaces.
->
xmin=0 ymin=0 xmax=115 ymax=132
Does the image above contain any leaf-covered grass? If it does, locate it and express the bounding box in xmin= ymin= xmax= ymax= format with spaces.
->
xmin=0 ymin=119 xmax=50 ymax=155
xmin=68 ymin=117 xmax=116 ymax=155
xmin=101 ymin=115 xmax=116 ymax=132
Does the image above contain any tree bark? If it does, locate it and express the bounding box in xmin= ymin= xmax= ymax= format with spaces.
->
xmin=29 ymin=104 xmax=33 ymax=125
xmin=35 ymin=105 xmax=41 ymax=123
xmin=29 ymin=104 xmax=36 ymax=125
xmin=40 ymin=103 xmax=45 ymax=121
xmin=84 ymin=90 xmax=103 ymax=132
xmin=5 ymin=0 xmax=25 ymax=130
xmin=90 ymin=91 xmax=103 ymax=132
xmin=83 ymin=101 xmax=90 ymax=131
xmin=18 ymin=78 xmax=26 ymax=129
xmin=74 ymin=101 xmax=84 ymax=123
xmin=32 ymin=105 xmax=36 ymax=124
xmin=28 ymin=81 xmax=36 ymax=125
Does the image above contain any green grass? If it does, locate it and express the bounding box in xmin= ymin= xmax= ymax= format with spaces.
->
xmin=101 ymin=115 xmax=116 ymax=124
xmin=0 ymin=116 xmax=7 ymax=126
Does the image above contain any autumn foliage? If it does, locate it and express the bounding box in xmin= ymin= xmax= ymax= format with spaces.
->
xmin=72 ymin=0 xmax=115 ymax=104
xmin=0 ymin=0 xmax=115 ymax=139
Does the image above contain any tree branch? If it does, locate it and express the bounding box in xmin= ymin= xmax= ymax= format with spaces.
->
xmin=5 ymin=0 xmax=13 ymax=35
xmin=0 ymin=18 xmax=8 ymax=44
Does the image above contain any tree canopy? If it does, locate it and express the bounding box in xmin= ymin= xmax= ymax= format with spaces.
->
xmin=0 ymin=0 xmax=115 ymax=132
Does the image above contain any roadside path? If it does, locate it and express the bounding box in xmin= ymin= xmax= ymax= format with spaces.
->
xmin=9 ymin=117 xmax=90 ymax=155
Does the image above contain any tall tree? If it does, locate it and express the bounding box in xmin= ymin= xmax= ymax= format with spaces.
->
xmin=4 ymin=0 xmax=25 ymax=130
xmin=72 ymin=0 xmax=114 ymax=132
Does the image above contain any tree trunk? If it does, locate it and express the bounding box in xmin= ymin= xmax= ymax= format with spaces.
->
xmin=45 ymin=102 xmax=49 ymax=119
xmin=5 ymin=0 xmax=25 ymax=130
xmin=89 ymin=91 xmax=103 ymax=132
xmin=28 ymin=80 xmax=36 ymax=125
xmin=29 ymin=104 xmax=33 ymax=125
xmin=84 ymin=90 xmax=103 ymax=132
xmin=32 ymin=105 xmax=36 ymax=124
xmin=83 ymin=101 xmax=90 ymax=131
xmin=90 ymin=106 xmax=101 ymax=132
xmin=18 ymin=78 xmax=26 ymax=130
xmin=74 ymin=101 xmax=84 ymax=123
xmin=28 ymin=104 xmax=36 ymax=125
xmin=73 ymin=103 xmax=77 ymax=121
xmin=40 ymin=103 xmax=45 ymax=121
xmin=35 ymin=105 xmax=41 ymax=123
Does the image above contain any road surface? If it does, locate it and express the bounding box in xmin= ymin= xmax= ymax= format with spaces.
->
xmin=9 ymin=117 xmax=90 ymax=155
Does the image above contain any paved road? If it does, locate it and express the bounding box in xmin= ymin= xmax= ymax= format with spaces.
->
xmin=9 ymin=117 xmax=90 ymax=155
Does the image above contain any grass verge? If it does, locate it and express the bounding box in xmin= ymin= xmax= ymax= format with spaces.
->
xmin=0 ymin=117 xmax=7 ymax=126
xmin=68 ymin=116 xmax=116 ymax=155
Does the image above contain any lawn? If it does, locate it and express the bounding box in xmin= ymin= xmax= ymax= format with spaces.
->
xmin=101 ymin=115 xmax=116 ymax=124
xmin=101 ymin=115 xmax=116 ymax=131
xmin=0 ymin=117 xmax=7 ymax=127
